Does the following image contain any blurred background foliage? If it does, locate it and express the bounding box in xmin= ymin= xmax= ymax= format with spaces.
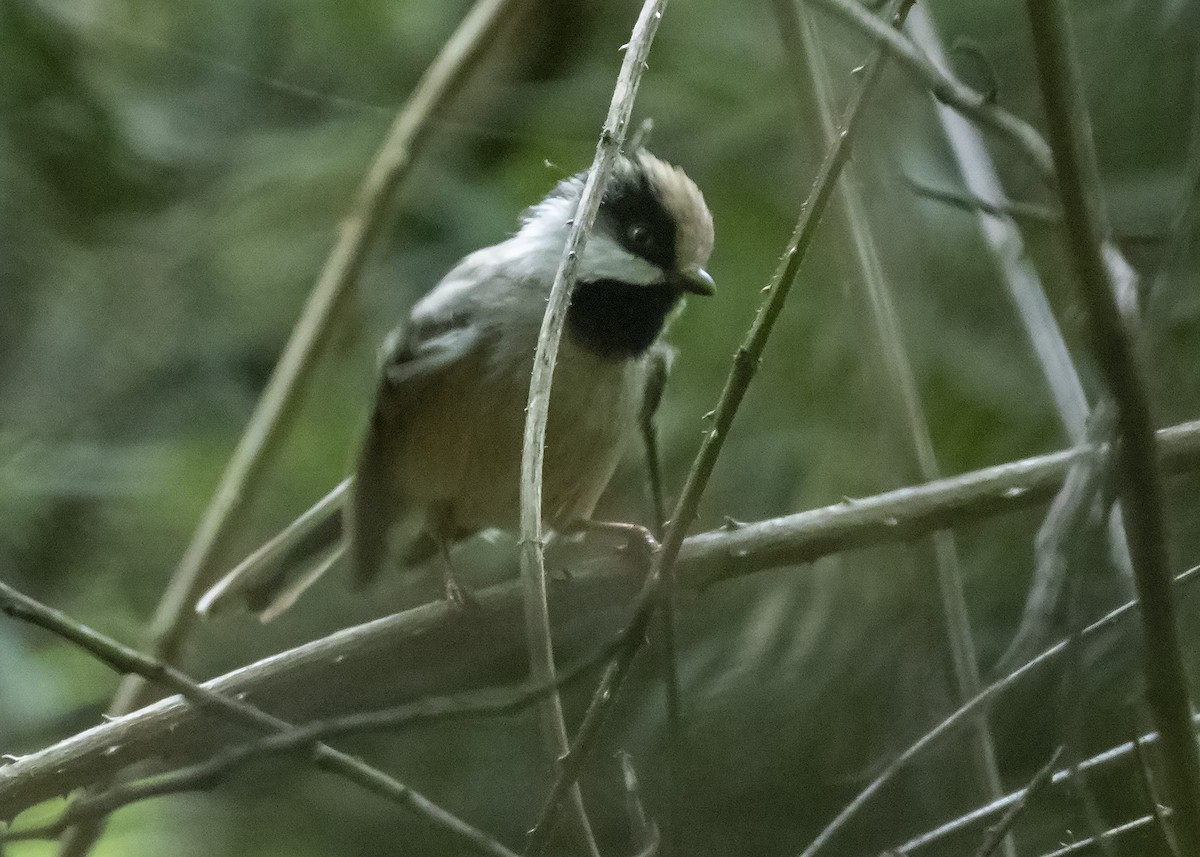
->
xmin=2 ymin=0 xmax=1200 ymax=854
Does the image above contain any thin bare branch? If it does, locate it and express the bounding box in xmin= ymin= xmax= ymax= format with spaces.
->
xmin=794 ymin=557 xmax=1200 ymax=857
xmin=517 ymin=1 xmax=669 ymax=852
xmin=59 ymin=6 xmax=526 ymax=854
xmin=771 ymin=0 xmax=1007 ymax=851
xmin=972 ymin=746 xmax=1064 ymax=857
xmin=685 ymin=419 xmax=1200 ymax=589
xmin=524 ymin=2 xmax=919 ymax=851
xmin=903 ymin=177 xmax=1062 ymax=225
xmin=619 ymin=752 xmax=659 ymax=856
xmin=0 ymin=581 xmax=518 ymax=857
xmin=6 ymin=425 xmax=1200 ymax=823
xmin=883 ymin=580 xmax=1200 ymax=854
xmin=1036 ymin=814 xmax=1160 ymax=857
xmin=1132 ymin=728 xmax=1181 ymax=857
xmin=638 ymin=346 xmax=682 ymax=857
xmin=1 ymin=625 xmax=618 ymax=846
xmin=1026 ymin=2 xmax=1200 ymax=852
xmin=803 ymin=0 xmax=1054 ymax=179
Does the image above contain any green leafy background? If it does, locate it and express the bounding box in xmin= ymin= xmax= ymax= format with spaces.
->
xmin=2 ymin=0 xmax=1199 ymax=854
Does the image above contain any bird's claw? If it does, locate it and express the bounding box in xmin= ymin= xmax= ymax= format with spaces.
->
xmin=445 ymin=576 xmax=480 ymax=613
xmin=618 ymin=526 xmax=659 ymax=566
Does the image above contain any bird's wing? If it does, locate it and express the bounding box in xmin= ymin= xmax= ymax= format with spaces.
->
xmin=346 ymin=265 xmax=492 ymax=587
xmin=198 ymin=257 xmax=503 ymax=619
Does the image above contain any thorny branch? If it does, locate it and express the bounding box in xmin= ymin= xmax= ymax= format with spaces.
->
xmin=803 ymin=0 xmax=1054 ymax=178
xmin=1026 ymin=0 xmax=1200 ymax=852
xmin=0 ymin=581 xmax=518 ymax=857
xmin=1 ymin=582 xmax=620 ymax=845
xmin=524 ymin=0 xmax=917 ymax=851
xmin=57 ymin=4 xmax=527 ymax=857
xmin=517 ymin=0 xmax=670 ymax=853
xmin=971 ymin=746 xmax=1063 ymax=857
xmin=796 ymin=561 xmax=1200 ymax=857
xmin=5 ymin=423 xmax=1200 ymax=826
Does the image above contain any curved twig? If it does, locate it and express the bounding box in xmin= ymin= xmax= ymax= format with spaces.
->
xmin=57 ymin=7 xmax=528 ymax=856
xmin=524 ymin=1 xmax=915 ymax=850
xmin=803 ymin=0 xmax=1055 ymax=179
xmin=516 ymin=1 xmax=670 ymax=853
xmin=5 ymin=421 xmax=1200 ymax=824
xmin=0 ymin=580 xmax=518 ymax=857
xmin=796 ymin=563 xmax=1200 ymax=857
xmin=1026 ymin=0 xmax=1200 ymax=851
xmin=771 ymin=1 xmax=1006 ymax=846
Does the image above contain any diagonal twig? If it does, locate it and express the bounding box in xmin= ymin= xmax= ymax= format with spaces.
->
xmin=890 ymin=699 xmax=1200 ymax=855
xmin=770 ymin=2 xmax=1008 ymax=849
xmin=1131 ymin=728 xmax=1181 ymax=857
xmin=794 ymin=557 xmax=1200 ymax=857
xmin=2 ymin=621 xmax=624 ymax=846
xmin=1025 ymin=1 xmax=1200 ymax=852
xmin=6 ymin=425 xmax=1200 ymax=823
xmin=516 ymin=1 xmax=671 ymax=853
xmin=903 ymin=177 xmax=1062 ymax=225
xmin=524 ymin=1 xmax=914 ymax=851
xmin=972 ymin=746 xmax=1064 ymax=857
xmin=59 ymin=5 xmax=527 ymax=854
xmin=1035 ymin=813 xmax=1163 ymax=857
xmin=803 ymin=0 xmax=1054 ymax=180
xmin=0 ymin=580 xmax=518 ymax=857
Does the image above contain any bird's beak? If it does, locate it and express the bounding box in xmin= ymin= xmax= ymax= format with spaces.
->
xmin=676 ymin=267 xmax=715 ymax=296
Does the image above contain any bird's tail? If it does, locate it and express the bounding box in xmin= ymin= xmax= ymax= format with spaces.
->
xmin=195 ymin=478 xmax=349 ymax=622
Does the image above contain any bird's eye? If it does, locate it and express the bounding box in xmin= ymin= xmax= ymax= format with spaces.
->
xmin=628 ymin=223 xmax=651 ymax=248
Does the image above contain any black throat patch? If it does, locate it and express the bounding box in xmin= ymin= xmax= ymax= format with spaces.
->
xmin=567 ymin=279 xmax=680 ymax=359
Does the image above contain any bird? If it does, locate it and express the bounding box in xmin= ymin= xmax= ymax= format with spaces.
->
xmin=196 ymin=149 xmax=714 ymax=620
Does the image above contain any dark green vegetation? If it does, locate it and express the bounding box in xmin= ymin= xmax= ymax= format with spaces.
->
xmin=2 ymin=0 xmax=1199 ymax=855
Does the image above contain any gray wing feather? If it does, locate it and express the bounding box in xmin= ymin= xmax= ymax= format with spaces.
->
xmin=197 ymin=252 xmax=499 ymax=617
xmin=347 ymin=299 xmax=485 ymax=587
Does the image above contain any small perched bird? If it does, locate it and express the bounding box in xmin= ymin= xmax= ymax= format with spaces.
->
xmin=197 ymin=150 xmax=714 ymax=619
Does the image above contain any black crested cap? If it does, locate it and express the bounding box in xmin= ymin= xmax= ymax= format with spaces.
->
xmin=597 ymin=158 xmax=679 ymax=270
xmin=526 ymin=152 xmax=714 ymax=274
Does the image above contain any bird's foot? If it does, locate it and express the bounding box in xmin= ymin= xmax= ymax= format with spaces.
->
xmin=444 ymin=573 xmax=480 ymax=613
xmin=569 ymin=519 xmax=660 ymax=568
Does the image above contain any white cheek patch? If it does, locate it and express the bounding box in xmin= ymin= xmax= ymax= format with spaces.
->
xmin=580 ymin=234 xmax=663 ymax=286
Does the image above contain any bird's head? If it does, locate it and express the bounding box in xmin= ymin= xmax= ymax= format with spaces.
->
xmin=589 ymin=150 xmax=715 ymax=296
xmin=518 ymin=151 xmax=715 ymax=357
